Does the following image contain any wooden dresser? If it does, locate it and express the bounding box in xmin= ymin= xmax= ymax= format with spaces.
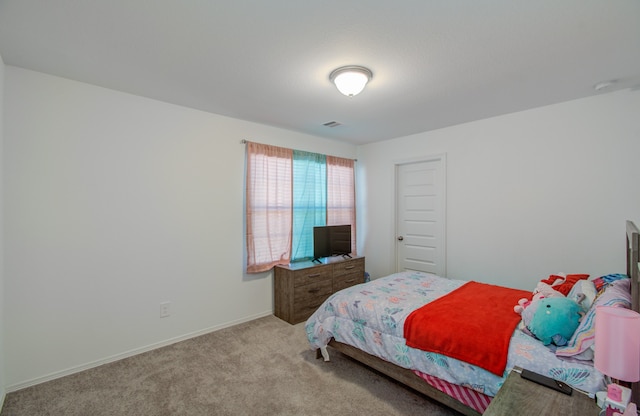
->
xmin=274 ymin=256 xmax=365 ymax=324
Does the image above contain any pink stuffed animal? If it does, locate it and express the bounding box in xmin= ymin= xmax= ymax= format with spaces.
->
xmin=513 ymin=298 xmax=531 ymax=314
xmin=514 ymin=282 xmax=565 ymax=315
xmin=532 ymin=282 xmax=564 ymax=299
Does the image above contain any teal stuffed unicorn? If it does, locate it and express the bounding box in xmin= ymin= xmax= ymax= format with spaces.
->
xmin=525 ymin=297 xmax=582 ymax=346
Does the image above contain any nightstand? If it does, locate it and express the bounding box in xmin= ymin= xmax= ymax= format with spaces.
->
xmin=484 ymin=369 xmax=600 ymax=416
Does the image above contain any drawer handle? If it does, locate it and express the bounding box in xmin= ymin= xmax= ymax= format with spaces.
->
xmin=345 ymin=279 xmax=355 ymax=283
xmin=308 ymin=288 xmax=320 ymax=294
xmin=307 ymin=273 xmax=321 ymax=278
xmin=344 ymin=266 xmax=355 ymax=270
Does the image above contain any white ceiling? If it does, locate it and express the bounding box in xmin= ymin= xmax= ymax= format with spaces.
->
xmin=1 ymin=1 xmax=639 ymax=145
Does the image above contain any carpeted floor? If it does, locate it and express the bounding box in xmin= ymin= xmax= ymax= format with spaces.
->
xmin=1 ymin=315 xmax=462 ymax=415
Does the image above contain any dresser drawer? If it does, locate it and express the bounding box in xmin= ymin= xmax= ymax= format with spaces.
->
xmin=292 ymin=279 xmax=333 ymax=323
xmin=294 ymin=279 xmax=333 ymax=302
xmin=333 ymin=258 xmax=364 ymax=277
xmin=333 ymin=273 xmax=363 ymax=292
xmin=292 ymin=265 xmax=332 ymax=287
xmin=333 ymin=258 xmax=365 ymax=292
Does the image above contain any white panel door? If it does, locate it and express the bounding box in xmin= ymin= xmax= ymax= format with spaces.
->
xmin=395 ymin=157 xmax=446 ymax=275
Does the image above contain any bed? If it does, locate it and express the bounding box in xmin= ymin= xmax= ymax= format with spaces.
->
xmin=305 ymin=221 xmax=640 ymax=415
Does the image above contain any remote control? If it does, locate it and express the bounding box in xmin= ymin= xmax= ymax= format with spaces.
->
xmin=520 ymin=368 xmax=573 ymax=395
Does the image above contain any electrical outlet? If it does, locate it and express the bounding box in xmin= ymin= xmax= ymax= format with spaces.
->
xmin=160 ymin=301 xmax=171 ymax=318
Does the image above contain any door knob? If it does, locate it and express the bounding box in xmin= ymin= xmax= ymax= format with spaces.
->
xmin=397 ymin=236 xmax=404 ymax=241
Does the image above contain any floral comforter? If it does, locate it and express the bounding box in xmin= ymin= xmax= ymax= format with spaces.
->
xmin=305 ymin=270 xmax=605 ymax=397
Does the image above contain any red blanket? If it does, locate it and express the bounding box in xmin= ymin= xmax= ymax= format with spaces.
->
xmin=404 ymin=281 xmax=530 ymax=376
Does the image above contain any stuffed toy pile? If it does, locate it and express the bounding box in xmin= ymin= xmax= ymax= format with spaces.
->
xmin=514 ymin=273 xmax=588 ymax=346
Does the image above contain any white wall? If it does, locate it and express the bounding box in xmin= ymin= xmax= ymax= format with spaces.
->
xmin=3 ymin=67 xmax=357 ymax=389
xmin=0 ymin=52 xmax=6 ymax=406
xmin=4 ymin=64 xmax=640 ymax=394
xmin=359 ymin=89 xmax=640 ymax=290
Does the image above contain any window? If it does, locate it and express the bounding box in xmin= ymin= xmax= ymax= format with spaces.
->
xmin=245 ymin=142 xmax=356 ymax=273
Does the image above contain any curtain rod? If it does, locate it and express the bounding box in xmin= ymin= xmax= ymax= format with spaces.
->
xmin=241 ymin=139 xmax=357 ymax=162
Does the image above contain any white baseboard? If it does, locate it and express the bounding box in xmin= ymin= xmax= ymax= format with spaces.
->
xmin=6 ymin=310 xmax=273 ymax=393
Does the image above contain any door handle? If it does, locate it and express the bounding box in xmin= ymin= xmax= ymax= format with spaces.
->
xmin=397 ymin=236 xmax=404 ymax=241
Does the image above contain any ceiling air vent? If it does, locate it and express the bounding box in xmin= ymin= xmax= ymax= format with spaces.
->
xmin=323 ymin=121 xmax=342 ymax=128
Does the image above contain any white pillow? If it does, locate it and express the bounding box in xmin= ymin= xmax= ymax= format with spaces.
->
xmin=566 ymin=280 xmax=597 ymax=312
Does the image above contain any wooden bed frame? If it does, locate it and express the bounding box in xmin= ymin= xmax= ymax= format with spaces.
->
xmin=319 ymin=221 xmax=640 ymax=416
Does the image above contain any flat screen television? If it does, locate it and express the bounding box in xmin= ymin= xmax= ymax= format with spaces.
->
xmin=313 ymin=225 xmax=352 ymax=262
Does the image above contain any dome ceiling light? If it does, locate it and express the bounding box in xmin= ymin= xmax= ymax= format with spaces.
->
xmin=593 ymin=80 xmax=617 ymax=91
xmin=329 ymin=65 xmax=373 ymax=97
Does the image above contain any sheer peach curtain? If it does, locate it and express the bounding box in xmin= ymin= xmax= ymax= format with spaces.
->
xmin=326 ymin=156 xmax=356 ymax=255
xmin=246 ymin=142 xmax=293 ymax=273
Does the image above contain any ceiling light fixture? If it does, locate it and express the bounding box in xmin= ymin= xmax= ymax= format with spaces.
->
xmin=593 ymin=80 xmax=617 ymax=91
xmin=329 ymin=65 xmax=373 ymax=97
